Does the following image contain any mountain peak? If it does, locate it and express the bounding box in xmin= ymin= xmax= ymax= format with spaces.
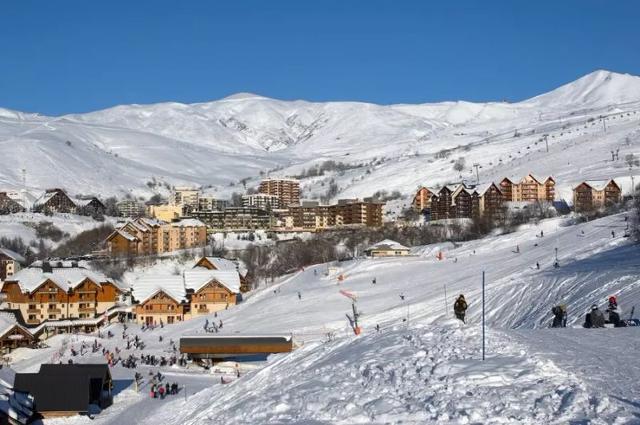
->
xmin=221 ymin=92 xmax=267 ymax=101
xmin=523 ymin=69 xmax=640 ymax=108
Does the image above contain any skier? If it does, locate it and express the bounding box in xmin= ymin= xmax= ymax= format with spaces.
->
xmin=375 ymin=324 xmax=380 ymax=332
xmin=297 ymin=292 xmax=302 ymax=300
xmin=612 ymin=230 xmax=616 ymax=238
xmin=584 ymin=305 xmax=605 ymax=328
xmin=515 ymin=245 xmax=520 ymax=253
xmin=540 ymin=230 xmax=544 ymax=237
xmin=536 ymin=262 xmax=540 ymax=270
xmin=453 ymin=294 xmax=468 ymax=323
xmin=372 ymin=277 xmax=376 ymax=285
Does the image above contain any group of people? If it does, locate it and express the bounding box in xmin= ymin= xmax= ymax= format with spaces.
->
xmin=584 ymin=296 xmax=628 ymax=328
xmin=149 ymin=380 xmax=180 ymax=399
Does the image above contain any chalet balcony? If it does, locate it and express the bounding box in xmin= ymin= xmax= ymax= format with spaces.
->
xmin=27 ymin=308 xmax=40 ymax=314
xmin=197 ymin=307 xmax=209 ymax=314
xmin=79 ymin=307 xmax=97 ymax=313
xmin=26 ymin=319 xmax=40 ymax=325
xmin=47 ymin=308 xmax=62 ymax=314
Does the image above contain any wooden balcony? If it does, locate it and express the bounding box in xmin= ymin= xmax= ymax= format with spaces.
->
xmin=79 ymin=307 xmax=97 ymax=313
xmin=26 ymin=319 xmax=40 ymax=325
xmin=47 ymin=309 xmax=62 ymax=314
xmin=27 ymin=308 xmax=40 ymax=314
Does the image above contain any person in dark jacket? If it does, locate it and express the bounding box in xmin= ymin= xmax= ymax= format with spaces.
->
xmin=584 ymin=305 xmax=606 ymax=328
xmin=454 ymin=295 xmax=468 ymax=323
xmin=606 ymin=296 xmax=625 ymax=327
xmin=551 ymin=306 xmax=565 ymax=328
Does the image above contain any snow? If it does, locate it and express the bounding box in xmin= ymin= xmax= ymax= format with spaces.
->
xmin=2 ymin=212 xmax=638 ymax=424
xmin=0 ymin=70 xmax=638 ymax=205
xmin=6 ymin=267 xmax=116 ymax=293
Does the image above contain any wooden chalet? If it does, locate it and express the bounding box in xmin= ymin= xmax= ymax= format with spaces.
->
xmin=132 ymin=275 xmax=187 ymax=326
xmin=499 ymin=174 xmax=555 ymax=203
xmin=0 ymin=312 xmax=35 ymax=354
xmin=185 ymin=269 xmax=240 ymax=315
xmin=364 ymin=239 xmax=411 ymax=257
xmin=32 ymin=189 xmax=76 ymax=214
xmin=1 ymin=263 xmax=124 ymax=326
xmin=13 ymin=364 xmax=113 ymax=418
xmin=0 ymin=192 xmax=25 ymax=214
xmin=474 ymin=182 xmax=505 ymax=218
xmin=194 ymin=256 xmax=250 ymax=293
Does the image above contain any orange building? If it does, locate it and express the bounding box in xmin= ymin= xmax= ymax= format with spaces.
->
xmin=1 ymin=264 xmax=124 ymax=325
xmin=573 ymin=180 xmax=622 ymax=212
xmin=499 ymin=174 xmax=555 ymax=203
xmin=411 ymin=187 xmax=437 ymax=212
xmin=106 ymin=217 xmax=207 ymax=257
xmin=194 ymin=256 xmax=251 ymax=293
xmin=258 ymin=178 xmax=301 ymax=207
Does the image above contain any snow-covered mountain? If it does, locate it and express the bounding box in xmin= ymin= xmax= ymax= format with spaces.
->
xmin=1 ymin=70 xmax=639 ymax=201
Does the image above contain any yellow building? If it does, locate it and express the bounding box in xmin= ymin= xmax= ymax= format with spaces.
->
xmin=147 ymin=204 xmax=183 ymax=221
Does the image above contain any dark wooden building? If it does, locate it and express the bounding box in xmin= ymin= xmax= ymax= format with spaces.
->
xmin=180 ymin=335 xmax=293 ymax=361
xmin=13 ymin=364 xmax=113 ymax=418
xmin=33 ymin=189 xmax=76 ymax=214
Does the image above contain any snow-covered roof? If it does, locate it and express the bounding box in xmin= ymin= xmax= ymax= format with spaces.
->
xmin=198 ymin=257 xmax=237 ymax=272
xmin=6 ymin=267 xmax=118 ymax=293
xmin=131 ymin=275 xmax=187 ymax=304
xmin=184 ymin=269 xmax=240 ymax=294
xmin=0 ymin=247 xmax=26 ymax=264
xmin=171 ymin=219 xmax=205 ymax=227
xmin=30 ymin=259 xmax=90 ymax=268
xmin=0 ymin=312 xmax=24 ymax=339
xmin=574 ymin=179 xmax=618 ymax=191
xmin=113 ymin=229 xmax=137 ymax=241
xmin=365 ymin=239 xmax=410 ymax=252
xmin=474 ymin=183 xmax=501 ymax=196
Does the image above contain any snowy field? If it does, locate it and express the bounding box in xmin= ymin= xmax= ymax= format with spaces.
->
xmin=0 ymin=212 xmax=114 ymax=249
xmin=6 ymin=212 xmax=640 ymax=424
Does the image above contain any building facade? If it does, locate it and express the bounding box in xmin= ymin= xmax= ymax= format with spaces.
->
xmin=499 ymin=175 xmax=555 ymax=203
xmin=191 ymin=207 xmax=273 ymax=231
xmin=242 ymin=193 xmax=281 ymax=210
xmin=258 ymin=178 xmax=300 ymax=207
xmin=0 ymin=248 xmax=25 ymax=281
xmin=33 ymin=188 xmax=77 ymax=214
xmin=105 ymin=217 xmax=207 ymax=257
xmin=411 ymin=187 xmax=436 ymax=213
xmin=1 ymin=265 xmax=123 ymax=325
xmin=573 ymin=180 xmax=622 ymax=212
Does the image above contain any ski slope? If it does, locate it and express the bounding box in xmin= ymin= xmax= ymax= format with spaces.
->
xmin=6 ymin=213 xmax=640 ymax=424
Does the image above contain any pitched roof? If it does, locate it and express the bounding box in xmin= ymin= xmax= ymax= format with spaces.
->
xmin=184 ymin=269 xmax=240 ymax=294
xmin=575 ymin=179 xmax=618 ymax=191
xmin=131 ymin=275 xmax=187 ymax=304
xmin=171 ymin=218 xmax=205 ymax=227
xmin=0 ymin=248 xmax=26 ymax=264
xmin=474 ymin=182 xmax=501 ymax=196
xmin=199 ymin=257 xmax=237 ymax=271
xmin=0 ymin=311 xmax=29 ymax=339
xmin=6 ymin=267 xmax=117 ymax=293
xmin=365 ymin=239 xmax=410 ymax=252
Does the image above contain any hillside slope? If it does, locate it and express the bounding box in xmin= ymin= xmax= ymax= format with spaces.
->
xmin=1 ymin=70 xmax=639 ymax=202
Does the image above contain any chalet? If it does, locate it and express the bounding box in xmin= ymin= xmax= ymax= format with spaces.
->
xmin=32 ymin=189 xmax=77 ymax=214
xmin=0 ymin=248 xmax=26 ymax=281
xmin=74 ymin=197 xmax=106 ymax=216
xmin=573 ymin=179 xmax=622 ymax=212
xmin=132 ymin=275 xmax=187 ymax=326
xmin=184 ymin=269 xmax=240 ymax=315
xmin=0 ymin=191 xmax=25 ymax=214
xmin=0 ymin=311 xmax=35 ymax=353
xmin=411 ymin=187 xmax=437 ymax=213
xmin=430 ymin=184 xmax=479 ymax=221
xmin=364 ymin=239 xmax=411 ymax=257
xmin=13 ymin=364 xmax=113 ymax=418
xmin=194 ymin=256 xmax=251 ymax=293
xmin=499 ymin=174 xmax=555 ymax=203
xmin=1 ymin=264 xmax=124 ymax=325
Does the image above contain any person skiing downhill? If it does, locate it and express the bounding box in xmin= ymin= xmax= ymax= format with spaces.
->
xmin=454 ymin=294 xmax=468 ymax=323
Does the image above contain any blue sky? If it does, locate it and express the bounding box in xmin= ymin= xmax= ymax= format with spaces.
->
xmin=1 ymin=1 xmax=639 ymax=115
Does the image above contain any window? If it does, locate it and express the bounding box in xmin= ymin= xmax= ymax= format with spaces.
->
xmin=29 ymin=304 xmax=36 ymax=310
xmin=48 ymin=304 xmax=56 ymax=310
xmin=48 ymin=315 xmax=56 ymax=320
xmin=28 ymin=315 xmax=37 ymax=321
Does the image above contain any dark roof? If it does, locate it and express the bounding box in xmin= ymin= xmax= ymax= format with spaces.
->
xmin=13 ymin=364 xmax=111 ymax=413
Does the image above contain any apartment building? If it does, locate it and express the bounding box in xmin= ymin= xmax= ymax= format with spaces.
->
xmin=191 ymin=207 xmax=272 ymax=231
xmin=242 ymin=193 xmax=281 ymax=210
xmin=116 ymin=199 xmax=145 ymax=218
xmin=573 ymin=179 xmax=622 ymax=212
xmin=1 ymin=263 xmax=123 ymax=325
xmin=0 ymin=248 xmax=25 ymax=281
xmin=499 ymin=174 xmax=555 ymax=203
xmin=173 ymin=187 xmax=200 ymax=209
xmin=105 ymin=217 xmax=206 ymax=257
xmin=411 ymin=187 xmax=437 ymax=212
xmin=258 ymin=178 xmax=300 ymax=207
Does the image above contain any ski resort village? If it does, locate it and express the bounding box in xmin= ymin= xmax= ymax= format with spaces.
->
xmin=3 ymin=1 xmax=640 ymax=420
